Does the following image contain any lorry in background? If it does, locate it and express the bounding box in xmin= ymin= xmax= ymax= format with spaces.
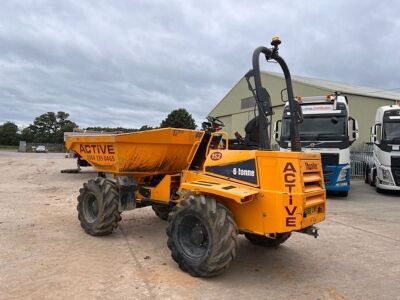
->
xmin=365 ymin=104 xmax=400 ymax=192
xmin=274 ymin=93 xmax=359 ymax=197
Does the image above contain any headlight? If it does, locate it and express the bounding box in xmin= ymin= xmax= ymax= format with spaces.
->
xmin=337 ymin=182 xmax=348 ymax=186
xmin=337 ymin=168 xmax=349 ymax=182
xmin=381 ymin=168 xmax=394 ymax=184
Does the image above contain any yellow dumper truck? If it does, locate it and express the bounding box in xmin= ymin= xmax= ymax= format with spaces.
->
xmin=65 ymin=38 xmax=326 ymax=277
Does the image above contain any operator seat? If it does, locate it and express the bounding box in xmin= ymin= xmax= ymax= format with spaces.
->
xmin=243 ymin=116 xmax=271 ymax=148
xmin=244 ymin=117 xmax=260 ymax=146
xmin=229 ymin=116 xmax=269 ymax=150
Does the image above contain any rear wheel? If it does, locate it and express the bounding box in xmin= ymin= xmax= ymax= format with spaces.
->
xmin=244 ymin=232 xmax=291 ymax=248
xmin=77 ymin=177 xmax=121 ymax=236
xmin=152 ymin=204 xmax=171 ymax=221
xmin=364 ymin=165 xmax=370 ymax=184
xmin=374 ymin=172 xmax=379 ymax=188
xmin=167 ymin=194 xmax=237 ymax=277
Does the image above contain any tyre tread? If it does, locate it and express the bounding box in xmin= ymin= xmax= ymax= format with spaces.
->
xmin=77 ymin=177 xmax=121 ymax=236
xmin=166 ymin=195 xmax=237 ymax=277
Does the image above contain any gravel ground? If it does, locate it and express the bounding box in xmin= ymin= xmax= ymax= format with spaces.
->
xmin=0 ymin=151 xmax=399 ymax=300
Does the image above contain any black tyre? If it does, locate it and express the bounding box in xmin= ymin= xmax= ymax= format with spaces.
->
xmin=152 ymin=204 xmax=171 ymax=221
xmin=244 ymin=232 xmax=291 ymax=248
xmin=337 ymin=190 xmax=349 ymax=197
xmin=370 ymin=169 xmax=376 ymax=187
xmin=77 ymin=177 xmax=121 ymax=236
xmin=166 ymin=194 xmax=237 ymax=277
xmin=364 ymin=165 xmax=370 ymax=184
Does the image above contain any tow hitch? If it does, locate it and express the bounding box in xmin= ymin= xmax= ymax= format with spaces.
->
xmin=298 ymin=226 xmax=319 ymax=238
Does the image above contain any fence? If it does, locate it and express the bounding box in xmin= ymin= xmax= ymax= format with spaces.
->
xmin=24 ymin=143 xmax=65 ymax=153
xmin=350 ymin=143 xmax=373 ymax=178
xmin=274 ymin=142 xmax=373 ymax=178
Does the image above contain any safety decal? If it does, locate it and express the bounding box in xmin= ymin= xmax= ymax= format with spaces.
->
xmin=283 ymin=162 xmax=297 ymax=227
xmin=206 ymin=159 xmax=257 ymax=185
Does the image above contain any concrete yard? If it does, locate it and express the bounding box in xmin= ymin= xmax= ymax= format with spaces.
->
xmin=0 ymin=151 xmax=399 ymax=299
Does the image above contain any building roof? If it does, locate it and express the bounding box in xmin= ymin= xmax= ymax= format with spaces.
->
xmin=209 ymin=71 xmax=399 ymax=117
xmin=264 ymin=71 xmax=400 ymax=101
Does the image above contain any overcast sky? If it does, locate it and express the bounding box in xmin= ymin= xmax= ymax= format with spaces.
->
xmin=0 ymin=0 xmax=399 ymax=128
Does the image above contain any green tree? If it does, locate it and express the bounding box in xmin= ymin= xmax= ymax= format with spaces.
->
xmin=22 ymin=111 xmax=77 ymax=143
xmin=0 ymin=121 xmax=19 ymax=145
xmin=160 ymin=108 xmax=196 ymax=129
xmin=32 ymin=112 xmax=57 ymax=142
xmin=138 ymin=125 xmax=154 ymax=131
xmin=84 ymin=125 xmax=154 ymax=133
xmin=20 ymin=125 xmax=37 ymax=143
xmin=85 ymin=126 xmax=138 ymax=133
xmin=55 ymin=121 xmax=78 ymax=143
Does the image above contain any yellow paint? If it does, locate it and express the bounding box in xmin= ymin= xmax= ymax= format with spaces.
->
xmin=66 ymin=128 xmax=325 ymax=236
xmin=65 ymin=128 xmax=204 ymax=176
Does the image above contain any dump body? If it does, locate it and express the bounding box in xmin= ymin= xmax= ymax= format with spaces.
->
xmin=65 ymin=128 xmax=204 ymax=176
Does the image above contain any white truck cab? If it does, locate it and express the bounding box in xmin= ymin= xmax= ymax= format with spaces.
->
xmin=366 ymin=104 xmax=400 ymax=192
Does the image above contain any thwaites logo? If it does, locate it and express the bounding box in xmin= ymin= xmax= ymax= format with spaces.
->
xmin=305 ymin=162 xmax=318 ymax=171
xmin=283 ymin=162 xmax=297 ymax=227
xmin=210 ymin=152 xmax=222 ymax=161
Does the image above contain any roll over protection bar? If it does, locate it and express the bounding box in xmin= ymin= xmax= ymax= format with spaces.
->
xmin=246 ymin=37 xmax=302 ymax=151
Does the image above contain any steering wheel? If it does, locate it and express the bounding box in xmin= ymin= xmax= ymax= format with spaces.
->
xmin=206 ymin=116 xmax=225 ymax=127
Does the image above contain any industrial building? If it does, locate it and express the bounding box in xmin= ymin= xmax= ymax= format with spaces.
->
xmin=209 ymin=72 xmax=400 ymax=149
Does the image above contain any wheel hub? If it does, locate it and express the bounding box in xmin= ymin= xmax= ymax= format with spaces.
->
xmin=190 ymin=225 xmax=206 ymax=246
xmin=178 ymin=215 xmax=209 ymax=258
xmin=83 ymin=193 xmax=99 ymax=223
xmin=90 ymin=198 xmax=99 ymax=216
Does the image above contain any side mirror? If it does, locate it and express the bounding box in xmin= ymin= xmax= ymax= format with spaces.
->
xmin=354 ymin=119 xmax=359 ymax=141
xmin=348 ymin=117 xmax=359 ymax=144
xmin=274 ymin=120 xmax=281 ymax=141
xmin=280 ymin=88 xmax=288 ymax=102
xmin=370 ymin=126 xmax=376 ymax=143
xmin=371 ymin=123 xmax=382 ymax=143
xmin=375 ymin=123 xmax=382 ymax=144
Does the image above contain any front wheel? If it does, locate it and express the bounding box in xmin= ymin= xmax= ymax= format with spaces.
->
xmin=77 ymin=177 xmax=121 ymax=236
xmin=370 ymin=169 xmax=376 ymax=187
xmin=166 ymin=194 xmax=238 ymax=277
xmin=244 ymin=232 xmax=292 ymax=248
